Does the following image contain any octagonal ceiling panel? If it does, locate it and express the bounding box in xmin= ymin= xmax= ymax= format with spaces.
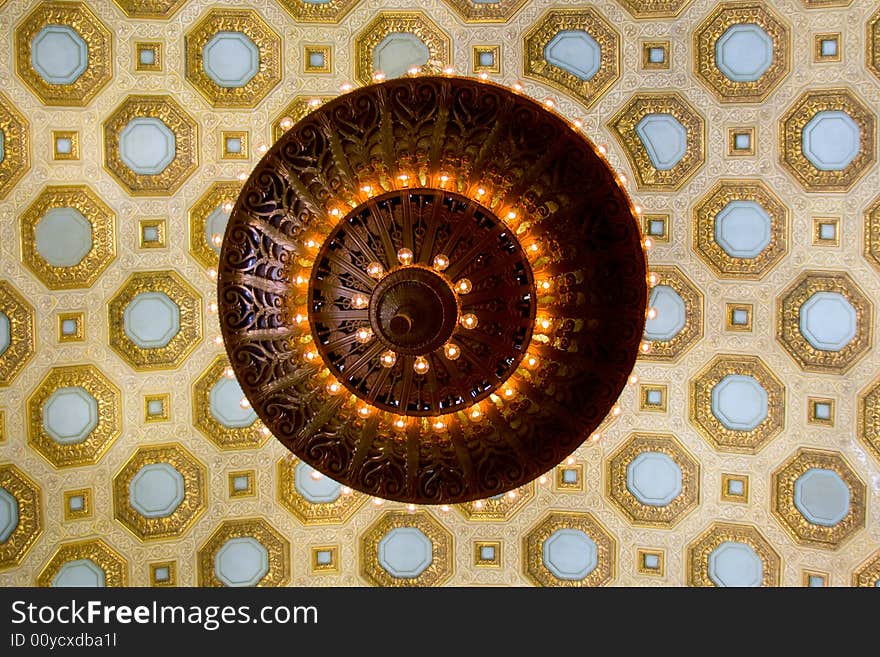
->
xmin=361 ymin=512 xmax=452 ymax=586
xmin=0 ymin=464 xmax=42 ymax=570
xmin=193 ymin=356 xmax=267 ymax=450
xmin=37 ymin=539 xmax=127 ymax=587
xmin=687 ymin=522 xmax=780 ymax=587
xmin=197 ymin=518 xmax=289 ymax=587
xmin=0 ymin=92 xmax=29 ymax=200
xmin=0 ymin=282 xmax=35 ymax=388
xmin=355 ymin=12 xmax=450 ymax=85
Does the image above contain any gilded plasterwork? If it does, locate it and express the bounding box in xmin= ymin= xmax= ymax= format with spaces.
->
xmin=869 ymin=8 xmax=880 ymax=81
xmin=863 ymin=195 xmax=880 ymax=271
xmin=776 ymin=271 xmax=872 ymax=373
xmin=193 ymin=356 xmax=268 ymax=450
xmin=607 ymin=93 xmax=705 ymax=191
xmin=443 ymin=0 xmax=528 ymax=23
xmin=277 ymin=457 xmax=367 ymax=525
xmin=693 ymin=3 xmax=790 ymax=103
xmin=360 ymin=511 xmax=453 ymax=587
xmin=0 ymin=93 xmax=29 ymax=199
xmin=523 ymin=511 xmax=615 ymax=587
xmin=456 ymin=484 xmax=534 ymax=521
xmin=112 ymin=0 xmax=187 ymax=19
xmin=852 ymin=551 xmax=880 ymax=587
xmin=522 ymin=9 xmax=620 ymax=110
xmin=354 ymin=12 xmax=451 ymax=85
xmin=272 ymin=96 xmax=335 ymax=142
xmin=771 ymin=448 xmax=865 ymax=549
xmin=0 ymin=281 xmax=35 ymax=387
xmin=276 ymin=0 xmax=360 ymax=24
xmin=36 ymin=538 xmax=128 ymax=587
xmin=197 ymin=517 xmax=290 ymax=587
xmin=0 ymin=464 xmax=42 ymax=570
xmin=15 ymin=2 xmax=112 ymax=106
xmin=102 ymin=95 xmax=198 ymax=196
xmin=778 ymin=89 xmax=876 ymax=192
xmin=614 ymin=0 xmax=693 ymax=17
xmin=113 ymin=443 xmax=207 ymax=541
xmin=606 ymin=433 xmax=699 ymax=527
xmin=184 ymin=9 xmax=281 ymax=109
xmin=690 ymin=355 xmax=785 ymax=453
xmin=640 ymin=266 xmax=703 ymax=361
xmin=107 ymin=271 xmax=202 ymax=371
xmin=692 ymin=180 xmax=788 ymax=279
xmin=857 ymin=376 xmax=880 ymax=465
xmin=188 ymin=181 xmax=242 ymax=270
xmin=19 ymin=185 xmax=116 ymax=290
xmin=26 ymin=365 xmax=121 ymax=468
xmin=686 ymin=522 xmax=780 ymax=587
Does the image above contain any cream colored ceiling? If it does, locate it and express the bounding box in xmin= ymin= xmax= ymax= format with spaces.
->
xmin=0 ymin=0 xmax=879 ymax=587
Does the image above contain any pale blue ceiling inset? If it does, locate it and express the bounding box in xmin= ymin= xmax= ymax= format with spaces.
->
xmin=802 ymin=110 xmax=861 ymax=171
xmin=543 ymin=30 xmax=601 ymax=81
xmin=799 ymin=291 xmax=857 ymax=351
xmin=626 ymin=452 xmax=683 ymax=507
xmin=708 ymin=541 xmax=763 ymax=587
xmin=214 ymin=537 xmax=269 ymax=587
xmin=377 ymin=526 xmax=433 ymax=578
xmin=209 ymin=377 xmax=256 ymax=428
xmin=122 ymin=291 xmax=180 ymax=349
xmin=635 ymin=114 xmax=688 ymax=170
xmin=202 ymin=31 xmax=260 ymax=88
xmin=0 ymin=312 xmax=10 ymax=356
xmin=51 ymin=559 xmax=106 ymax=587
xmin=644 ymin=285 xmax=686 ymax=341
xmin=205 ymin=205 xmax=231 ymax=254
xmin=294 ymin=461 xmax=341 ymax=504
xmin=129 ymin=463 xmax=185 ymax=519
xmin=31 ymin=25 xmax=89 ymax=85
xmin=0 ymin=487 xmax=19 ymax=543
xmin=34 ymin=207 xmax=93 ymax=268
xmin=794 ymin=468 xmax=850 ymax=527
xmin=118 ymin=118 xmax=176 ymax=175
xmin=542 ymin=528 xmax=597 ymax=580
xmin=714 ymin=200 xmax=771 ymax=259
xmin=373 ymin=32 xmax=429 ymax=79
xmin=42 ymin=386 xmax=99 ymax=445
xmin=715 ymin=23 xmax=773 ymax=83
xmin=711 ymin=374 xmax=768 ymax=431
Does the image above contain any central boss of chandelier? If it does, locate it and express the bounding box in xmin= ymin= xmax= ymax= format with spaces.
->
xmin=218 ymin=74 xmax=648 ymax=504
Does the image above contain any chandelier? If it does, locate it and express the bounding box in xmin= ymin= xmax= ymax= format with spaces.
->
xmin=217 ymin=74 xmax=648 ymax=504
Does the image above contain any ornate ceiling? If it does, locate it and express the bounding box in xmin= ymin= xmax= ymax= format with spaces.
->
xmin=0 ymin=0 xmax=879 ymax=588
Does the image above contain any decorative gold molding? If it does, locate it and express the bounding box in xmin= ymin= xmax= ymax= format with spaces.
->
xmin=193 ymin=356 xmax=268 ymax=450
xmin=615 ymin=0 xmax=693 ymax=18
xmin=0 ymin=281 xmax=36 ymax=387
xmin=687 ymin=522 xmax=780 ymax=587
xmin=852 ymin=550 xmax=880 ymax=587
xmin=0 ymin=92 xmax=30 ymax=200
xmin=112 ymin=0 xmax=186 ymax=19
xmin=443 ymin=0 xmax=528 ymax=23
xmin=51 ymin=131 xmax=79 ymax=160
xmin=277 ymin=457 xmax=365 ymax=525
xmin=276 ymin=0 xmax=360 ymax=24
xmin=641 ymin=266 xmax=703 ymax=361
xmin=523 ymin=511 xmax=615 ymax=587
xmin=36 ymin=538 xmax=127 ymax=587
xmin=456 ymin=483 xmax=534 ymax=521
xmin=188 ymin=181 xmax=242 ymax=270
xmin=857 ymin=375 xmax=880 ymax=465
xmin=197 ymin=517 xmax=290 ymax=587
xmin=0 ymin=463 xmax=43 ymax=570
xmin=720 ymin=473 xmax=749 ymax=503
xmin=360 ymin=511 xmax=453 ymax=587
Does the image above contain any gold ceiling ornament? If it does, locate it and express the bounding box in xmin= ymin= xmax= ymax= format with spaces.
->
xmin=112 ymin=0 xmax=187 ymax=19
xmin=455 ymin=483 xmax=535 ymax=521
xmin=184 ymin=8 xmax=282 ymax=109
xmin=192 ymin=356 xmax=269 ymax=450
xmin=197 ymin=517 xmax=291 ymax=587
xmin=862 ymin=194 xmax=880 ymax=271
xmin=770 ymin=448 xmax=865 ymax=550
xmin=107 ymin=270 xmax=202 ymax=371
xmin=36 ymin=538 xmax=128 ymax=587
xmin=15 ymin=1 xmax=112 ymax=107
xmin=778 ymin=88 xmax=876 ymax=192
xmin=442 ymin=0 xmax=528 ymax=23
xmin=692 ymin=179 xmax=789 ymax=279
xmin=869 ymin=7 xmax=880 ymax=81
xmin=112 ymin=443 xmax=208 ymax=541
xmin=686 ymin=522 xmax=780 ymax=587
xmin=689 ymin=354 xmax=785 ymax=453
xmin=0 ymin=281 xmax=36 ymax=388
xmin=614 ymin=0 xmax=694 ymax=18
xmin=857 ymin=375 xmax=880 ymax=466
xmin=852 ymin=550 xmax=880 ymax=587
xmin=188 ymin=181 xmax=243 ymax=270
xmin=607 ymin=92 xmax=706 ymax=191
xmin=102 ymin=95 xmax=199 ymax=196
xmin=26 ymin=364 xmax=122 ymax=469
xmin=606 ymin=432 xmax=700 ymax=528
xmin=522 ymin=8 xmax=620 ymax=110
xmin=0 ymin=92 xmax=29 ymax=200
xmin=19 ymin=185 xmax=116 ymax=291
xmin=523 ymin=511 xmax=616 ymax=587
xmin=360 ymin=511 xmax=453 ymax=587
xmin=354 ymin=12 xmax=451 ymax=85
xmin=277 ymin=456 xmax=367 ymax=525
xmin=276 ymin=0 xmax=360 ymax=23
xmin=0 ymin=464 xmax=43 ymax=570
xmin=776 ymin=271 xmax=872 ymax=374
xmin=693 ymin=2 xmax=790 ymax=103
xmin=272 ymin=96 xmax=335 ymax=142
xmin=639 ymin=265 xmax=704 ymax=362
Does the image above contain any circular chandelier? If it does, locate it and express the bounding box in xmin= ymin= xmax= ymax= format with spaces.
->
xmin=218 ymin=74 xmax=648 ymax=504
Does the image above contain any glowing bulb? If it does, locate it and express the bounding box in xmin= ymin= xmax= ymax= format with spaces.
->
xmin=239 ymin=397 xmax=250 ymax=409
xmin=355 ymin=327 xmax=373 ymax=343
xmin=440 ymin=504 xmax=450 ymax=512
xmin=432 ymin=254 xmax=450 ymax=271
xmin=304 ymin=349 xmax=318 ymax=362
xmin=526 ymin=356 xmax=538 ymax=368
xmin=443 ymin=343 xmax=460 ymax=360
xmin=634 ymin=205 xmax=643 ymax=215
xmin=305 ymin=239 xmax=317 ymax=249
xmin=237 ymin=172 xmax=248 ymax=181
xmin=455 ymin=279 xmax=472 ymax=294
xmin=366 ymin=262 xmax=384 ymax=279
xmin=506 ymin=211 xmax=517 ymax=221
xmin=260 ymin=425 xmax=270 ymax=436
xmin=469 ymin=407 xmax=482 ymax=421
xmin=222 ymin=201 xmax=234 ymax=213
xmin=512 ymin=81 xmax=523 ymax=92
xmin=474 ymin=500 xmax=483 ymax=509
xmin=598 ymin=144 xmax=607 ymax=155
xmin=647 ymin=307 xmax=657 ymax=320
xmin=433 ymin=419 xmax=446 ymax=431
xmin=358 ymin=405 xmax=371 ymax=418
xmin=619 ymin=173 xmax=628 ymax=185
xmin=372 ymin=497 xmax=383 ymax=506
xmin=351 ymin=293 xmax=369 ymax=309
xmin=361 ymin=185 xmax=373 ymax=194
xmin=476 ymin=187 xmax=486 ymax=196
xmin=507 ymin=490 xmax=517 ymax=499
xmin=591 ymin=433 xmax=602 ymax=443
xmin=213 ymin=336 xmax=223 ymax=346
xmin=394 ymin=417 xmax=406 ymax=429
xmin=397 ymin=173 xmax=409 ymax=185
xmin=443 ymin=67 xmax=455 ymax=75
xmin=539 ymin=318 xmax=552 ymax=331
xmin=211 ymin=233 xmax=223 ymax=247
xmin=397 ymin=248 xmax=414 ymax=265
xmin=644 ymin=237 xmax=653 ymax=250
xmin=308 ymin=98 xmax=321 ymax=108
xmin=330 ymin=207 xmax=341 ymax=217
xmin=629 ymin=374 xmax=639 ymax=385
xmin=566 ymin=457 xmax=575 ymax=466
xmin=407 ymin=66 xmax=421 ymax=76
xmin=279 ymin=117 xmax=293 ymax=130
xmin=573 ymin=119 xmax=583 ymax=129
xmin=294 ymin=313 xmax=306 ymax=324
xmin=380 ymin=351 xmax=397 ymax=368
xmin=648 ymin=273 xmax=658 ymax=286
xmin=540 ymin=280 xmax=551 ymax=291
xmin=208 ymin=301 xmax=218 ymax=313
xmin=503 ymin=387 xmax=515 ymax=399
xmin=407 ymin=504 xmax=416 ymax=512
xmin=207 ymin=268 xmax=217 ymax=280
xmin=310 ymin=470 xmax=323 ymax=480
xmin=224 ymin=367 xmax=235 ymax=379
xmin=612 ymin=405 xmax=621 ymax=417
xmin=413 ymin=356 xmax=430 ymax=374
xmin=478 ymin=72 xmax=488 ymax=81
xmin=341 ymin=486 xmax=352 ymax=495
xmin=439 ymin=175 xmax=449 ymax=184
xmin=539 ymin=475 xmax=547 ymax=485
xmin=256 ymin=143 xmax=268 ymax=154
xmin=340 ymin=82 xmax=353 ymax=92
xmin=640 ymin=341 xmax=652 ymax=354
xmin=326 ymin=381 xmax=341 ymax=394
xmin=372 ymin=71 xmax=385 ymax=82
xmin=460 ymin=313 xmax=478 ymax=329
xmin=294 ymin=275 xmax=306 ymax=286
xmin=543 ymin=98 xmax=555 ymax=108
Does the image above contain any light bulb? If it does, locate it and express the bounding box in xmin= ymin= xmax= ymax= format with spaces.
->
xmin=224 ymin=367 xmax=235 ymax=379
xmin=644 ymin=237 xmax=653 ymax=249
xmin=503 ymin=387 xmax=515 ymax=399
xmin=506 ymin=211 xmax=517 ymax=221
xmin=598 ymin=144 xmax=607 ymax=155
xmin=372 ymin=497 xmax=383 ymax=506
xmin=279 ymin=117 xmax=293 ymax=130
xmin=478 ymin=72 xmax=488 ymax=80
xmin=407 ymin=504 xmax=416 ymax=512
xmin=634 ymin=205 xmax=643 ymax=215
xmin=543 ymin=98 xmax=555 ymax=108
xmin=326 ymin=381 xmax=341 ymax=394
xmin=439 ymin=174 xmax=449 ymax=184
xmin=372 ymin=71 xmax=385 ymax=82
xmin=256 ymin=143 xmax=268 ymax=154
xmin=361 ymin=185 xmax=373 ymax=194
xmin=308 ymin=98 xmax=321 ymax=108
xmin=294 ymin=313 xmax=306 ymax=324
xmin=647 ymin=307 xmax=657 ymax=320
xmin=474 ymin=500 xmax=483 ymax=509
xmin=440 ymin=504 xmax=450 ymax=512
xmin=540 ymin=280 xmax=551 ymax=291
xmin=413 ymin=356 xmax=429 ymax=374
xmin=213 ymin=336 xmax=223 ymax=346
xmin=648 ymin=273 xmax=658 ymax=286
xmin=566 ymin=457 xmax=575 ymax=466
xmin=356 ymin=327 xmax=373 ymax=343
xmin=460 ymin=313 xmax=478 ymax=329
xmin=239 ymin=397 xmax=250 ymax=409
xmin=443 ymin=67 xmax=455 ymax=75
xmin=443 ymin=343 xmax=460 ymax=360
xmin=455 ymin=279 xmax=472 ymax=294
xmin=260 ymin=425 xmax=270 ymax=436
xmin=539 ymin=318 xmax=552 ymax=331
xmin=340 ymin=83 xmax=353 ymax=93
xmin=432 ymin=254 xmax=450 ymax=271
xmin=629 ymin=374 xmax=639 ymax=385
xmin=358 ymin=405 xmax=371 ymax=418
xmin=612 ymin=405 xmax=621 ymax=416
xmin=341 ymin=486 xmax=352 ymax=495
xmin=304 ymin=350 xmax=317 ymax=362
xmin=526 ymin=356 xmax=538 ymax=368
xmin=223 ymin=202 xmax=234 ymax=213
xmin=208 ymin=301 xmax=218 ymax=313
xmin=310 ymin=470 xmax=322 ymax=480
xmin=469 ymin=407 xmax=482 ymax=421
xmin=207 ymin=268 xmax=217 ymax=280
xmin=380 ymin=351 xmax=397 ymax=368
xmin=640 ymin=341 xmax=652 ymax=354
xmin=512 ymin=81 xmax=523 ymax=92
xmin=237 ymin=172 xmax=248 ymax=181
xmin=330 ymin=207 xmax=341 ymax=217
xmin=528 ymin=243 xmax=539 ymax=254
xmin=211 ymin=233 xmax=223 ymax=247
xmin=507 ymin=490 xmax=517 ymax=499
xmin=397 ymin=248 xmax=414 ymax=265
xmin=367 ymin=262 xmax=384 ymax=279
xmin=394 ymin=417 xmax=406 ymax=429
xmin=476 ymin=187 xmax=486 ymax=196
xmin=538 ymin=475 xmax=547 ymax=485
xmin=573 ymin=119 xmax=583 ymax=129
xmin=433 ymin=419 xmax=445 ymax=431
xmin=351 ymin=293 xmax=369 ymax=309
xmin=407 ymin=66 xmax=421 ymax=76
